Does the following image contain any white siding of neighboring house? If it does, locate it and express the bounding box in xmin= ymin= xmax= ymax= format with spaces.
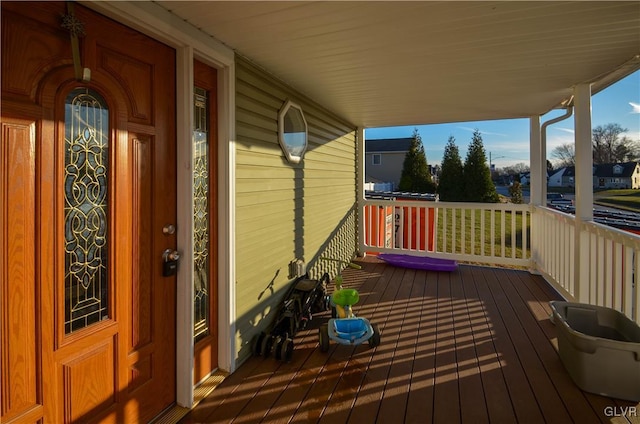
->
xmin=548 ymin=168 xmax=566 ymax=187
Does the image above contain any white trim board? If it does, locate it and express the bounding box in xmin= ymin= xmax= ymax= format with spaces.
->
xmin=84 ymin=0 xmax=237 ymax=408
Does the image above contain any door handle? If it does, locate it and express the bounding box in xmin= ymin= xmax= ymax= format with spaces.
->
xmin=162 ymin=249 xmax=180 ymax=276
xmin=163 ymin=249 xmax=180 ymax=262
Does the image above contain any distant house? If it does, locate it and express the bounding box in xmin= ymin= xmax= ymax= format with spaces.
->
xmin=365 ymin=138 xmax=412 ymax=189
xmin=593 ymin=162 xmax=640 ymax=189
xmin=548 ymin=166 xmax=576 ymax=188
xmin=548 ymin=162 xmax=640 ymax=189
xmin=549 ymin=167 xmax=573 ymax=187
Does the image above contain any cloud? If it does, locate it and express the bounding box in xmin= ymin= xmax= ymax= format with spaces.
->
xmin=554 ymin=127 xmax=575 ymax=134
xmin=457 ymin=126 xmax=508 ymax=137
xmin=630 ymin=102 xmax=640 ymax=114
xmin=546 ymin=133 xmax=575 ymax=151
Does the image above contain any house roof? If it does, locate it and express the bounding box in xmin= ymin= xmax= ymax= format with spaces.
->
xmin=147 ymin=1 xmax=638 ymax=128
xmin=365 ymin=138 xmax=413 ymax=153
xmin=555 ymin=162 xmax=639 ymax=178
xmin=594 ymin=162 xmax=639 ymax=178
xmin=550 ymin=168 xmax=568 ymax=178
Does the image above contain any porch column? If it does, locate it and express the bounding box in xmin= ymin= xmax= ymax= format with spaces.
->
xmin=357 ymin=127 xmax=366 ymax=256
xmin=573 ymin=83 xmax=593 ymax=303
xmin=529 ymin=115 xmax=543 ymax=206
xmin=529 ymin=116 xmax=542 ymax=271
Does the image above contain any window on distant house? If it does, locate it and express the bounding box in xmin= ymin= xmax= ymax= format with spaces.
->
xmin=372 ymin=154 xmax=381 ymax=165
xmin=613 ymin=165 xmax=623 ymax=175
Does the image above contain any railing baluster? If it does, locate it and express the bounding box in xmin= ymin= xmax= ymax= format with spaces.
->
xmin=633 ymin=251 xmax=639 ymax=322
xmin=623 ymin=244 xmax=633 ymax=317
xmin=461 ymin=208 xmax=466 ymax=256
xmin=613 ymin=241 xmax=623 ymax=311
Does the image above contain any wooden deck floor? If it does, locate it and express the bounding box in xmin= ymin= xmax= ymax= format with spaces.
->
xmin=180 ymin=257 xmax=639 ymax=424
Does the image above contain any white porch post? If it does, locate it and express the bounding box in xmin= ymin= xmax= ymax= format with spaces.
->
xmin=357 ymin=127 xmax=366 ymax=256
xmin=529 ymin=115 xmax=543 ymax=206
xmin=573 ymin=83 xmax=593 ymax=303
xmin=529 ymin=116 xmax=542 ymax=272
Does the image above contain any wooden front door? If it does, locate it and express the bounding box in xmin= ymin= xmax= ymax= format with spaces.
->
xmin=1 ymin=3 xmax=177 ymax=423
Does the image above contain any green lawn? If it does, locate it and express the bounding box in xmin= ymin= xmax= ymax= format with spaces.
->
xmin=593 ymin=189 xmax=640 ymax=212
xmin=435 ymin=208 xmax=530 ymax=259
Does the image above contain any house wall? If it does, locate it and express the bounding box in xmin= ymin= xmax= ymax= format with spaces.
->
xmin=593 ymin=176 xmax=634 ymax=189
xmin=365 ymin=151 xmax=406 ymax=187
xmin=234 ymin=56 xmax=358 ymax=363
xmin=561 ymin=175 xmax=575 ymax=188
xmin=548 ymin=169 xmax=564 ymax=187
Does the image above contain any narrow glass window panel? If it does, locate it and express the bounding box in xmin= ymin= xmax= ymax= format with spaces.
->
xmin=64 ymin=87 xmax=110 ymax=334
xmin=193 ymin=87 xmax=210 ymax=342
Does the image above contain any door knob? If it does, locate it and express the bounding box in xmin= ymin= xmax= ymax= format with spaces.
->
xmin=163 ymin=249 xmax=180 ymax=262
xmin=162 ymin=249 xmax=180 ymax=277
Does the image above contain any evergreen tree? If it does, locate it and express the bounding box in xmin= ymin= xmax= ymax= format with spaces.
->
xmin=509 ymin=181 xmax=523 ymax=204
xmin=547 ymin=159 xmax=554 ymax=174
xmin=398 ymin=129 xmax=436 ymax=193
xmin=463 ymin=129 xmax=499 ymax=202
xmin=437 ymin=136 xmax=464 ymax=201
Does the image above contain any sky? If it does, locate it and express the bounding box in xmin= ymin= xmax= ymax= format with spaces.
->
xmin=365 ymin=70 xmax=640 ymax=170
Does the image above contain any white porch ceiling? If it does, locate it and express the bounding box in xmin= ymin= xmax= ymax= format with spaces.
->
xmin=156 ymin=1 xmax=640 ymax=128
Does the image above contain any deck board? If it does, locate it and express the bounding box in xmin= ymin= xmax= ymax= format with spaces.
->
xmin=180 ymin=258 xmax=639 ymax=424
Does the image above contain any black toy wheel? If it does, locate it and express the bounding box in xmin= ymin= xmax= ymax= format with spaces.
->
xmin=280 ymin=338 xmax=294 ymax=362
xmin=261 ymin=334 xmax=274 ymax=358
xmin=254 ymin=332 xmax=266 ymax=356
xmin=323 ymin=295 xmax=332 ymax=311
xmin=319 ymin=323 xmax=330 ymax=352
xmin=369 ymin=324 xmax=381 ymax=348
xmin=274 ymin=338 xmax=284 ymax=360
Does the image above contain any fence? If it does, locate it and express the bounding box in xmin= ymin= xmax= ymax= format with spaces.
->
xmin=361 ymin=198 xmax=531 ymax=267
xmin=533 ymin=206 xmax=639 ymax=324
xmin=362 ymin=198 xmax=640 ymax=325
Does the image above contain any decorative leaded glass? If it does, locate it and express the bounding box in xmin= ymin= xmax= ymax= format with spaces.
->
xmin=64 ymin=87 xmax=110 ymax=334
xmin=193 ymin=87 xmax=210 ymax=342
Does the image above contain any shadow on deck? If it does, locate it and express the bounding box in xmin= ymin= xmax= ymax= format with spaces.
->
xmin=180 ymin=257 xmax=639 ymax=424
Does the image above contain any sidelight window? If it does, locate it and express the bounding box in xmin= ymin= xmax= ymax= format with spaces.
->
xmin=64 ymin=87 xmax=110 ymax=334
xmin=193 ymin=87 xmax=211 ymax=342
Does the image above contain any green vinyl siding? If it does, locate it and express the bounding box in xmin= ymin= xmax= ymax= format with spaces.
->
xmin=234 ymin=56 xmax=358 ymax=362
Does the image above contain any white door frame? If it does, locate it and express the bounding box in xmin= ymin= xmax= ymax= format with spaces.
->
xmin=83 ymin=1 xmax=237 ymax=408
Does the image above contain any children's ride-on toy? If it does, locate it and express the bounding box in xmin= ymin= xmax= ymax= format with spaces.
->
xmin=318 ymin=259 xmax=380 ymax=352
xmin=254 ymin=273 xmax=331 ymax=362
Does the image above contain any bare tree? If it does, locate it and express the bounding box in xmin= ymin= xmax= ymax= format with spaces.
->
xmin=592 ymin=123 xmax=639 ymax=164
xmin=551 ymin=143 xmax=575 ymax=168
xmin=503 ymin=162 xmax=530 ymax=175
xmin=551 ymin=123 xmax=639 ymax=168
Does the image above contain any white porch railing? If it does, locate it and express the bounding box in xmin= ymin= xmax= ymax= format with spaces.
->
xmin=361 ymin=198 xmax=640 ymax=326
xmin=361 ymin=198 xmax=532 ymax=267
xmin=535 ymin=206 xmax=639 ymax=325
